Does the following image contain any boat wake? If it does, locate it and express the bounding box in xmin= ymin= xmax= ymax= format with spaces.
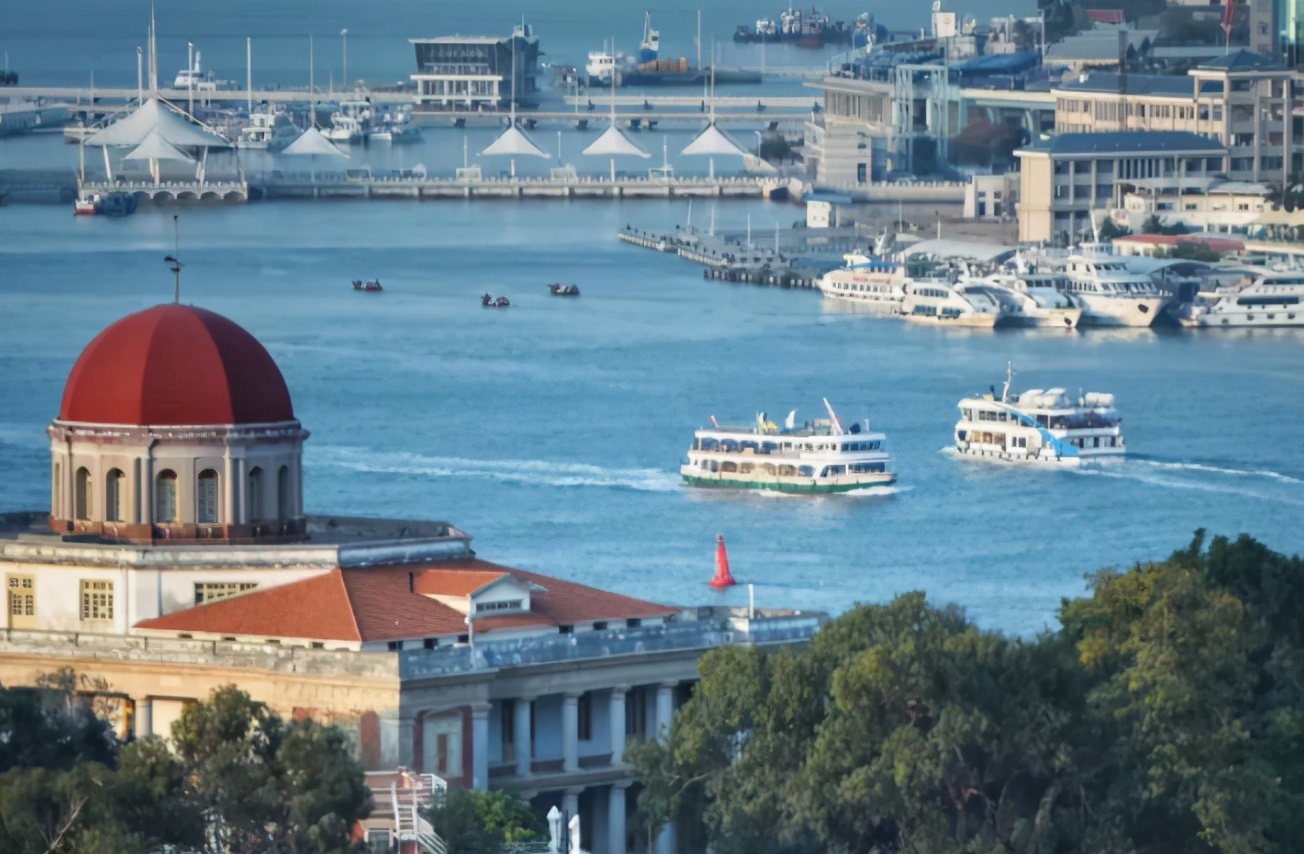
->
xmin=1068 ymin=462 xmax=1304 ymax=506
xmin=1132 ymin=458 xmax=1303 ymax=485
xmin=311 ymin=446 xmax=680 ymax=493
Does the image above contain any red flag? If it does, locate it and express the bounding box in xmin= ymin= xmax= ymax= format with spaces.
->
xmin=1222 ymin=0 xmax=1235 ymax=33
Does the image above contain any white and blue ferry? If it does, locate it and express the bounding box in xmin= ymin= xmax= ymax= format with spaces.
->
xmin=954 ymin=365 xmax=1126 ymax=465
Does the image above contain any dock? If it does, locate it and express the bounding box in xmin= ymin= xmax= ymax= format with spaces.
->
xmin=617 ymin=226 xmax=820 ymax=289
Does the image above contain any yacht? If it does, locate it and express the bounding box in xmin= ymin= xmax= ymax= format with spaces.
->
xmin=1057 ymin=246 xmax=1170 ymax=327
xmin=367 ymin=106 xmax=422 ymax=144
xmin=901 ymin=279 xmax=1003 ymax=327
xmin=815 ymin=254 xmax=908 ymax=315
xmin=324 ymin=93 xmax=373 ymax=144
xmin=173 ymin=50 xmax=218 ymax=91
xmin=954 ymin=364 xmax=1126 ymax=465
xmin=682 ymin=400 xmax=895 ymax=493
xmin=1182 ymin=268 xmax=1304 ymax=328
xmin=236 ymin=105 xmax=300 ymax=151
xmin=960 ymin=271 xmax=1082 ymax=329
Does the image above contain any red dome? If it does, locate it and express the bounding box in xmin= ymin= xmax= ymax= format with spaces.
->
xmin=59 ymin=304 xmax=295 ymax=426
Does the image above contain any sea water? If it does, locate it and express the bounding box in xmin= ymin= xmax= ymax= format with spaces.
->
xmin=1 ymin=200 xmax=1301 ymax=634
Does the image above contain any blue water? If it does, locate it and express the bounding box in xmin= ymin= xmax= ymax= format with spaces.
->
xmin=1 ymin=202 xmax=1301 ymax=634
xmin=1 ymin=0 xmax=1036 ymax=89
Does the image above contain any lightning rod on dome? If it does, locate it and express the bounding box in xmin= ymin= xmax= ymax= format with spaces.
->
xmin=164 ymin=215 xmax=184 ymax=304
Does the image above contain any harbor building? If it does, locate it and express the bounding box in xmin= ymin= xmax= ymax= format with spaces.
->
xmin=409 ymin=24 xmax=540 ymax=112
xmin=1014 ymin=131 xmax=1228 ymax=244
xmin=0 ymin=301 xmax=823 ymax=854
xmin=1051 ymin=52 xmax=1300 ymax=185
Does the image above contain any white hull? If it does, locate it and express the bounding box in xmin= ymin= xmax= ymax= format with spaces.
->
xmin=902 ymin=311 xmax=999 ymax=328
xmin=1075 ymin=295 xmax=1168 ymax=327
xmin=818 ymin=291 xmax=904 ymax=315
xmin=681 ymin=464 xmax=895 ymax=492
xmin=1192 ymin=308 xmax=1304 ymax=328
xmin=996 ymin=304 xmax=1082 ymax=329
xmin=955 ymin=443 xmax=1126 ymax=465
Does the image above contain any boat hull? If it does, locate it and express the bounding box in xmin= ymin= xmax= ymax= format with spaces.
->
xmin=1193 ymin=308 xmax=1304 ymax=328
xmin=1076 ymin=296 xmax=1168 ymax=327
xmin=902 ymin=312 xmax=1000 ymax=328
xmin=682 ymin=471 xmax=896 ymax=493
xmin=954 ymin=446 xmax=1126 ymax=465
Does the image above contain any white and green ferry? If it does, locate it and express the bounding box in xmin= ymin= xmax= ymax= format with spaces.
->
xmin=681 ymin=399 xmax=895 ymax=493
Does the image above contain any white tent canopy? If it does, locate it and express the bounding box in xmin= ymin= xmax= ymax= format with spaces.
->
xmin=283 ymin=126 xmax=348 ymax=157
xmin=123 ymin=129 xmax=194 ymax=162
xmin=681 ymin=123 xmax=748 ymax=157
xmin=481 ymin=124 xmax=549 ymax=159
xmin=582 ymin=126 xmax=649 ymax=158
xmin=86 ymin=98 xmax=229 ymax=149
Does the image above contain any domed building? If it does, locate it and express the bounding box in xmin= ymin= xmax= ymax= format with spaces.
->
xmin=2 ymin=299 xmax=821 ymax=854
xmin=48 ymin=304 xmax=308 ymax=543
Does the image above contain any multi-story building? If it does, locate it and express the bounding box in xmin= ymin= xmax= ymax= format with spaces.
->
xmin=0 ymin=301 xmax=823 ymax=854
xmin=410 ymin=24 xmax=540 ymax=112
xmin=1051 ymin=51 xmax=1299 ymax=185
xmin=1014 ymin=131 xmax=1228 ymax=243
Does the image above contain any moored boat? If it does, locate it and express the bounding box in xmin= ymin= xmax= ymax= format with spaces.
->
xmin=953 ymin=364 xmax=1125 ymax=465
xmin=901 ymin=279 xmax=1002 ymax=327
xmin=1057 ymin=246 xmax=1170 ymax=327
xmin=682 ymin=399 xmax=895 ymax=493
xmin=1182 ymin=268 xmax=1304 ymax=328
xmin=815 ymin=254 xmax=908 ymax=314
xmin=960 ymin=270 xmax=1082 ymax=329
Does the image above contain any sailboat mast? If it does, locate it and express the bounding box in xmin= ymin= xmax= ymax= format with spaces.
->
xmin=308 ymin=32 xmax=315 ymax=126
xmin=246 ymin=37 xmax=252 ymax=114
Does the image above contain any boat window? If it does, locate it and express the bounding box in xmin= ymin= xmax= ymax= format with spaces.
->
xmin=761 ymin=464 xmax=777 ymax=475
xmin=739 ymin=463 xmax=754 ymax=474
xmin=829 ymin=465 xmax=846 ymax=475
xmin=720 ymin=440 xmax=739 ymax=452
xmin=798 ymin=466 xmax=814 ymax=477
xmin=740 ymin=441 xmax=758 ymax=451
xmin=761 ymin=442 xmax=778 ymax=453
xmin=778 ymin=465 xmax=796 ymax=476
xmin=700 ymin=438 xmax=718 ymax=451
xmin=721 ymin=462 xmax=738 ymax=473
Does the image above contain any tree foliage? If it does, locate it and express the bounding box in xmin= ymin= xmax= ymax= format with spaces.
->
xmin=424 ymin=787 xmax=546 ymax=854
xmin=0 ymin=681 xmax=371 ymax=853
xmin=633 ymin=533 xmax=1304 ymax=854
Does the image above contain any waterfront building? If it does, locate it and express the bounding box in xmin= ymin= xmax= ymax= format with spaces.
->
xmin=409 ymin=24 xmax=540 ymax=112
xmin=1014 ymin=131 xmax=1228 ymax=244
xmin=1051 ymin=53 xmax=1299 ymax=185
xmin=1115 ymin=179 xmax=1274 ymax=235
xmin=0 ymin=301 xmax=823 ymax=854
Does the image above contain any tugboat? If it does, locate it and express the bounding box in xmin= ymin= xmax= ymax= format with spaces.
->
xmin=548 ymin=284 xmax=581 ymax=297
xmin=481 ymin=294 xmax=511 ymax=308
xmin=352 ymin=279 xmax=383 ymax=292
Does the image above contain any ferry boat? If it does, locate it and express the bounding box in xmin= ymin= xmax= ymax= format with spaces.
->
xmin=815 ymin=254 xmax=908 ymax=314
xmin=954 ymin=365 xmax=1125 ymax=465
xmin=1182 ymin=268 xmax=1304 ymax=328
xmin=1058 ymin=247 xmax=1170 ymax=327
xmin=960 ymin=271 xmax=1082 ymax=329
xmin=901 ymin=279 xmax=1003 ymax=327
xmin=682 ymin=400 xmax=895 ymax=493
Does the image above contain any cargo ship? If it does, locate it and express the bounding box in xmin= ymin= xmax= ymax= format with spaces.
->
xmin=733 ymin=6 xmax=862 ymax=47
xmin=586 ymin=14 xmax=763 ymax=88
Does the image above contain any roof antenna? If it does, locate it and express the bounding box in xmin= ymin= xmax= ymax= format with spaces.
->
xmin=164 ymin=215 xmax=183 ymax=303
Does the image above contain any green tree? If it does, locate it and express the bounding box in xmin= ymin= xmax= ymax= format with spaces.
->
xmin=425 ymin=788 xmax=545 ymax=854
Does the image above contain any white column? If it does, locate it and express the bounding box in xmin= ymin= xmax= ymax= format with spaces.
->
xmin=235 ymin=457 xmax=247 ymax=524
xmin=222 ymin=450 xmax=235 ymax=525
xmin=657 ymin=820 xmax=677 ymax=854
xmin=608 ymin=782 xmax=630 ymax=854
xmin=609 ymin=686 xmax=628 ymax=765
xmin=562 ymin=692 xmax=580 ymax=773
xmin=133 ymin=696 xmax=152 ymax=739
xmin=563 ymin=787 xmax=581 ymax=836
xmin=655 ymin=683 xmax=675 ymax=744
xmin=471 ymin=702 xmax=491 ymax=791
xmin=514 ymin=697 xmax=534 ymax=778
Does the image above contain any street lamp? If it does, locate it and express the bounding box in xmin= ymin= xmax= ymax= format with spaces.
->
xmin=340 ymin=29 xmax=348 ymax=88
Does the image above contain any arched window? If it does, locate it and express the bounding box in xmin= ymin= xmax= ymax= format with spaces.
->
xmin=105 ymin=469 xmax=124 ymax=522
xmin=155 ymin=471 xmax=178 ymax=523
xmin=75 ymin=467 xmax=92 ymax=520
xmin=197 ymin=469 xmax=219 ymax=524
xmin=277 ymin=465 xmax=292 ymax=521
xmin=247 ymin=467 xmax=264 ymax=522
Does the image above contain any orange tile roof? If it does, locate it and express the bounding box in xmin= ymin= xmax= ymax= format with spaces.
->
xmin=413 ymin=570 xmax=508 ymax=597
xmin=134 ymin=559 xmax=678 ymax=644
xmin=135 ymin=570 xmax=362 ymax=641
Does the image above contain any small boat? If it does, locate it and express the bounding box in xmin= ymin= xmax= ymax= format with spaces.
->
xmin=74 ymin=192 xmax=137 ymax=217
xmin=816 ymin=254 xmax=908 ymax=315
xmin=681 ymin=399 xmax=895 ymax=493
xmin=953 ymin=363 xmax=1126 ymax=466
xmin=548 ymin=284 xmax=581 ymax=297
xmin=901 ymin=279 xmax=1003 ymax=327
xmin=481 ymin=294 xmax=511 ymax=308
xmin=1180 ymin=267 xmax=1304 ymax=328
xmin=352 ymin=279 xmax=383 ymax=292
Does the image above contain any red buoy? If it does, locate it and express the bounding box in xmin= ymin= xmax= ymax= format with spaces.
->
xmin=710 ymin=534 xmax=736 ymax=589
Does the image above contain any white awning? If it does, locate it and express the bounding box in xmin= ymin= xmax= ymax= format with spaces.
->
xmin=681 ymin=123 xmax=748 ymax=157
xmin=582 ymin=125 xmax=650 ymax=158
xmin=86 ymin=98 xmax=230 ymax=148
xmin=900 ymin=239 xmax=1018 ymax=263
xmin=123 ymin=129 xmax=194 ymax=162
xmin=282 ymin=126 xmax=348 ymax=157
xmin=480 ymin=123 xmax=549 ymax=158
